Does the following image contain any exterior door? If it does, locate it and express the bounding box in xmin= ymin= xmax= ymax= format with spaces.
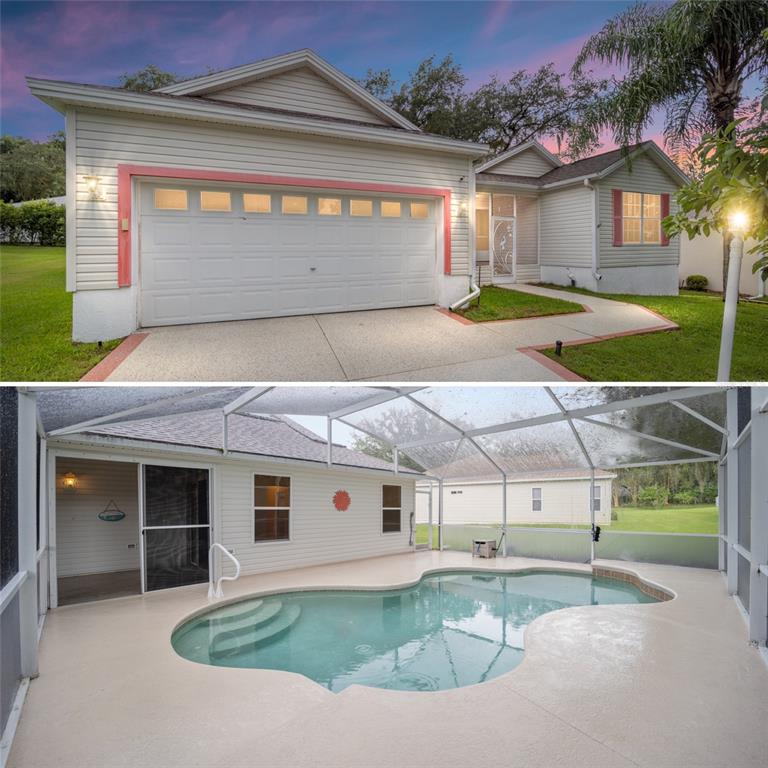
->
xmin=140 ymin=464 xmax=210 ymax=592
xmin=491 ymin=217 xmax=516 ymax=282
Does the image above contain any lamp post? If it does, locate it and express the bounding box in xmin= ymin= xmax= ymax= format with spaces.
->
xmin=717 ymin=211 xmax=748 ymax=381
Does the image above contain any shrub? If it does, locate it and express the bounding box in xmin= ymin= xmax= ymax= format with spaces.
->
xmin=670 ymin=489 xmax=697 ymax=505
xmin=0 ymin=199 xmax=64 ymax=245
xmin=637 ymin=485 xmax=667 ymax=507
xmin=685 ymin=274 xmax=708 ymax=291
xmin=701 ymin=483 xmax=718 ymax=504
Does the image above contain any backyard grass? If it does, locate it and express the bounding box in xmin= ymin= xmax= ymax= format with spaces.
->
xmin=537 ymin=285 xmax=767 ymax=381
xmin=0 ymin=245 xmax=122 ymax=381
xmin=415 ymin=504 xmax=717 ymax=546
xmin=456 ymin=285 xmax=584 ymax=322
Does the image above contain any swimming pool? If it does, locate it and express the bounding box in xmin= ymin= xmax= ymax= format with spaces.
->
xmin=172 ymin=569 xmax=661 ymax=692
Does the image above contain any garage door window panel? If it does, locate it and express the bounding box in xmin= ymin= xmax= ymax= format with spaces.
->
xmin=200 ymin=191 xmax=232 ymax=212
xmin=243 ymin=193 xmax=272 ymax=213
xmin=350 ymin=200 xmax=373 ymax=217
xmin=282 ymin=195 xmax=308 ymax=215
xmin=381 ymin=201 xmax=402 ymax=218
xmin=154 ymin=189 xmax=188 ymax=210
xmin=318 ymin=198 xmax=342 ymax=216
xmin=410 ymin=202 xmax=429 ymax=219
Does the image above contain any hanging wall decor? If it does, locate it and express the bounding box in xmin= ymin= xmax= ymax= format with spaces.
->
xmin=98 ymin=500 xmax=126 ymax=522
xmin=333 ymin=490 xmax=351 ymax=511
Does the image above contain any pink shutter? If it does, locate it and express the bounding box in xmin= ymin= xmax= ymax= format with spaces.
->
xmin=660 ymin=193 xmax=670 ymax=246
xmin=612 ymin=189 xmax=623 ymax=246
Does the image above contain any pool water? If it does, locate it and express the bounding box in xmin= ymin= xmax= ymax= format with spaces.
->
xmin=172 ymin=570 xmax=658 ymax=692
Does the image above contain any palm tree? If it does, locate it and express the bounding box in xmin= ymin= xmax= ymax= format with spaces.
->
xmin=573 ymin=0 xmax=768 ymax=293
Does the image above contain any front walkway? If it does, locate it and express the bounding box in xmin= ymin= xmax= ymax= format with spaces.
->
xmin=10 ymin=552 xmax=767 ymax=768
xmin=85 ymin=285 xmax=676 ymax=382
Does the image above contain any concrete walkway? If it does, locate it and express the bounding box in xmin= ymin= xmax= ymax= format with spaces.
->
xmin=10 ymin=552 xmax=768 ymax=768
xmin=87 ymin=285 xmax=676 ymax=382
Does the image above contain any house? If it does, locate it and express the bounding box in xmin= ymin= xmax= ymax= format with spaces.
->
xmin=44 ymin=406 xmax=420 ymax=605
xmin=416 ymin=470 xmax=614 ymax=528
xmin=27 ymin=49 xmax=688 ymax=343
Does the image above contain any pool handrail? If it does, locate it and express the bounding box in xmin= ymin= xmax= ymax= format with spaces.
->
xmin=208 ymin=543 xmax=241 ymax=599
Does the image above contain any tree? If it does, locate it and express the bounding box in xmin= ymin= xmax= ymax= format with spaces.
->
xmin=0 ymin=134 xmax=65 ymax=202
xmin=119 ymin=65 xmax=178 ymax=92
xmin=664 ymin=120 xmax=768 ymax=281
xmin=573 ymin=0 xmax=768 ymax=293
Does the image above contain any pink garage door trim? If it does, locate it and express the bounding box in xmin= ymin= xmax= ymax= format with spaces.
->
xmin=117 ymin=164 xmax=453 ymax=288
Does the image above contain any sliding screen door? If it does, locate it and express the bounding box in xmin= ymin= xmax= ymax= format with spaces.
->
xmin=141 ymin=465 xmax=210 ymax=591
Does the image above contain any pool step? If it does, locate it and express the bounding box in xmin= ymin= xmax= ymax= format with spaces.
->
xmin=208 ymin=601 xmax=284 ymax=638
xmin=199 ymin=599 xmax=266 ymax=627
xmin=210 ymin=604 xmax=302 ymax=660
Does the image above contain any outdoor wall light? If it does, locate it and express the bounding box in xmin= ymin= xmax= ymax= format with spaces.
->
xmin=62 ymin=472 xmax=78 ymax=489
xmin=84 ymin=175 xmax=104 ymax=201
xmin=728 ymin=210 xmax=749 ymax=234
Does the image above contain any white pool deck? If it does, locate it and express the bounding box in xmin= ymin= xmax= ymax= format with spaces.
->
xmin=9 ymin=552 xmax=768 ymax=768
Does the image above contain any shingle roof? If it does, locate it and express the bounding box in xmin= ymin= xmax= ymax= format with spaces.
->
xmin=83 ymin=411 xmax=421 ymax=475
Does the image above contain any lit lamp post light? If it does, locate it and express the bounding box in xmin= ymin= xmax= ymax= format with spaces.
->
xmin=717 ymin=210 xmax=749 ymax=381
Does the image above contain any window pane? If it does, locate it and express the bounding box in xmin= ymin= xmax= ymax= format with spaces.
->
xmin=154 ymin=189 xmax=188 ymax=210
xmin=532 ymin=488 xmax=542 ymax=500
xmin=318 ymin=197 xmax=341 ymax=216
xmin=623 ymin=218 xmax=641 ymax=244
xmin=476 ymin=209 xmax=489 ymax=251
xmin=200 ymin=191 xmax=231 ymax=212
xmin=144 ymin=465 xmax=209 ymax=527
xmin=622 ymin=192 xmax=642 ymax=218
xmin=254 ymin=476 xmax=290 ymax=508
xmin=643 ymin=218 xmax=661 ymax=244
xmin=383 ymin=485 xmax=401 ymax=508
xmin=383 ymin=508 xmax=401 ymax=533
xmin=243 ymin=193 xmax=271 ymax=213
xmin=254 ymin=509 xmax=290 ymax=542
xmin=643 ymin=194 xmax=661 ymax=218
xmin=381 ymin=201 xmax=401 ymax=218
xmin=350 ymin=199 xmax=373 ymax=217
xmin=532 ymin=500 xmax=542 ymax=512
xmin=282 ymin=195 xmax=308 ymax=214
xmin=410 ymin=202 xmax=429 ymax=219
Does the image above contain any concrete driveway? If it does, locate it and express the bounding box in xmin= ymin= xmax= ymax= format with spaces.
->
xmin=85 ymin=285 xmax=676 ymax=382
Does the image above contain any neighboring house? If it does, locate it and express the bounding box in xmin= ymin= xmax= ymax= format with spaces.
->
xmin=27 ymin=49 xmax=688 ymax=342
xmin=416 ymin=470 xmax=614 ymax=527
xmin=44 ymin=408 xmax=418 ymax=605
xmin=680 ymin=233 xmax=765 ymax=296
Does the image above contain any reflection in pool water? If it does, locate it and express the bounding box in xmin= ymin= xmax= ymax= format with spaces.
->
xmin=172 ymin=570 xmax=658 ymax=692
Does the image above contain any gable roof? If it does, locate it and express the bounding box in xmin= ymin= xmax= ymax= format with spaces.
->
xmin=475 ymin=140 xmax=563 ymax=174
xmin=68 ymin=411 xmax=422 ymax=476
xmin=155 ymin=49 xmax=418 ymax=132
xmin=476 ymin=141 xmax=688 ymax=189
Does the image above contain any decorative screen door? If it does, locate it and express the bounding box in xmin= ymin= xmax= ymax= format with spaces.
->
xmin=491 ymin=217 xmax=516 ymax=282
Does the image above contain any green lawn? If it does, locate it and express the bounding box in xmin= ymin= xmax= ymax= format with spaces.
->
xmin=456 ymin=285 xmax=584 ymax=322
xmin=537 ymin=285 xmax=767 ymax=381
xmin=0 ymin=245 xmax=122 ymax=381
xmin=415 ymin=503 xmax=717 ymax=546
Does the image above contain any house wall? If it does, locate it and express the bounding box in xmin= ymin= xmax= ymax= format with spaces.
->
xmin=50 ymin=444 xmax=415 ymax=580
xmin=680 ymin=233 xmax=764 ymax=295
xmin=55 ymin=457 xmax=139 ymax=577
xmin=69 ymin=108 xmax=473 ymax=336
xmin=539 ymin=184 xmax=594 ymax=285
xmin=597 ymin=153 xmax=680 ymax=295
xmin=489 ymin=148 xmax=554 ymax=177
xmin=207 ymin=67 xmax=389 ymax=125
xmin=415 ymin=478 xmax=612 ymax=526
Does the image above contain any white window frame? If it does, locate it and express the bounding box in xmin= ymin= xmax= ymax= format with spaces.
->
xmin=253 ymin=473 xmax=292 ymax=544
xmin=622 ymin=191 xmax=661 ymax=245
xmin=593 ymin=484 xmax=602 ymax=513
xmin=531 ymin=486 xmax=542 ymax=513
xmin=382 ymin=483 xmax=402 ymax=534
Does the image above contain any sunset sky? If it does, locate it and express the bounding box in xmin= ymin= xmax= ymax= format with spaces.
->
xmin=1 ymin=0 xmax=648 ymax=143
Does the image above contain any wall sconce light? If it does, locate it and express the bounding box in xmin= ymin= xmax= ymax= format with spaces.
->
xmin=84 ymin=175 xmax=104 ymax=201
xmin=727 ymin=210 xmax=749 ymax=235
xmin=62 ymin=472 xmax=78 ymax=489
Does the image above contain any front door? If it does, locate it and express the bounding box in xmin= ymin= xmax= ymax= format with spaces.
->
xmin=140 ymin=464 xmax=210 ymax=592
xmin=491 ymin=217 xmax=516 ymax=283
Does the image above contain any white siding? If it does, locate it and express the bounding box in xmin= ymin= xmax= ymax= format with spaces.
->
xmin=416 ymin=478 xmax=612 ymax=526
xmin=515 ymin=195 xmax=540 ymax=281
xmin=55 ymin=458 xmax=139 ymax=577
xmin=208 ymin=67 xmax=389 ymax=125
xmin=539 ymin=184 xmax=593 ymax=268
xmin=220 ymin=460 xmax=415 ymax=575
xmin=73 ymin=109 xmax=471 ymax=290
xmin=680 ymin=232 xmax=764 ymax=294
xmin=598 ymin=154 xmax=680 ymax=268
xmin=490 ymin=148 xmax=554 ymax=177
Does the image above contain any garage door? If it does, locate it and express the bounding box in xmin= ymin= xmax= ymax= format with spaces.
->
xmin=138 ymin=183 xmax=438 ymax=326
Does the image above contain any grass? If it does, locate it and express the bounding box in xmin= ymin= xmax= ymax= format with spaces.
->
xmin=456 ymin=285 xmax=584 ymax=322
xmin=536 ymin=285 xmax=767 ymax=381
xmin=0 ymin=245 xmax=122 ymax=381
xmin=415 ymin=503 xmax=717 ymax=546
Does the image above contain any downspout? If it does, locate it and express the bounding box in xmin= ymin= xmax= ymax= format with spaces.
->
xmin=583 ymin=179 xmax=602 ymax=283
xmin=450 ymin=161 xmax=481 ymax=311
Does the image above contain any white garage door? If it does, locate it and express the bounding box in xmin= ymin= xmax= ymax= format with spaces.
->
xmin=138 ymin=183 xmax=438 ymax=326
